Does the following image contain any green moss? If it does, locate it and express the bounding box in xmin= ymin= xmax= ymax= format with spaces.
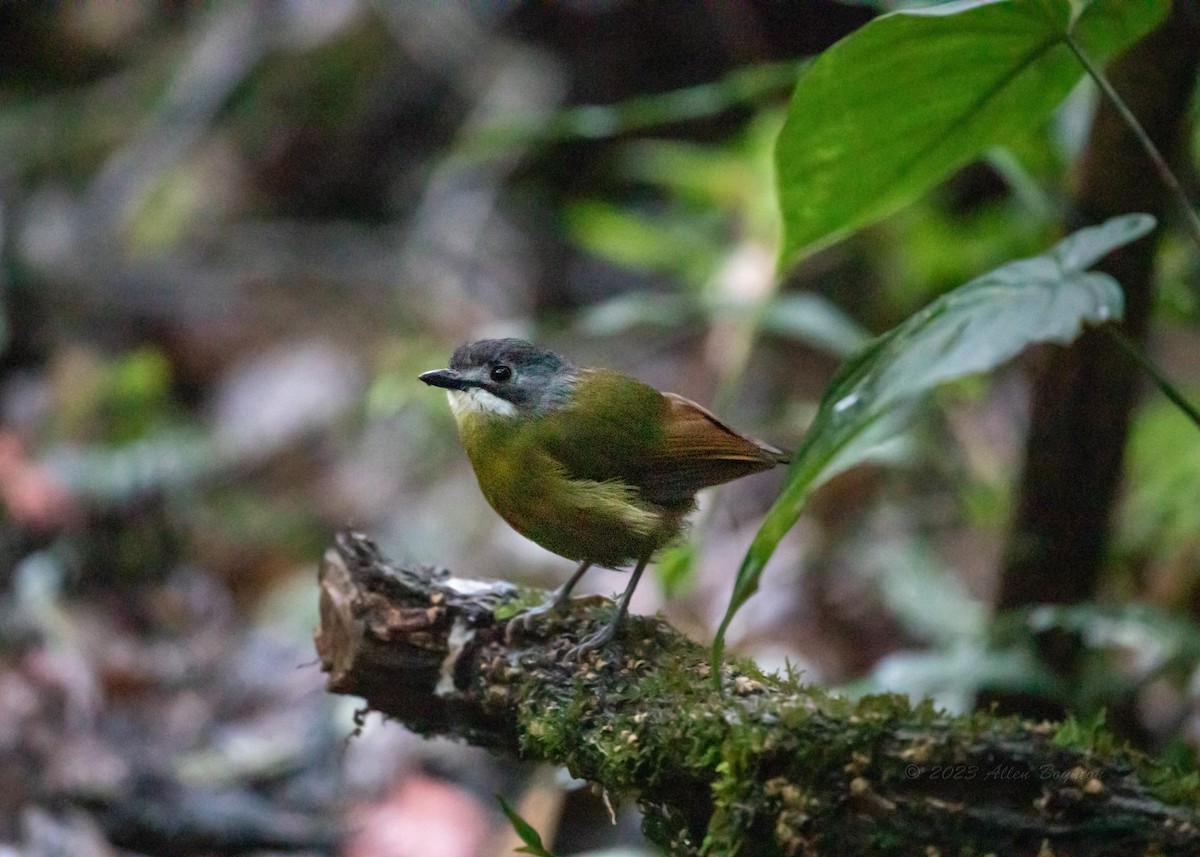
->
xmin=1052 ymin=711 xmax=1114 ymax=754
xmin=496 ymin=611 xmax=1197 ymax=855
xmin=1137 ymin=761 xmax=1200 ymax=807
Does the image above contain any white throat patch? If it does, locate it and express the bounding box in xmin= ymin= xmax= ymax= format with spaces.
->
xmin=447 ymin=387 xmax=518 ymax=420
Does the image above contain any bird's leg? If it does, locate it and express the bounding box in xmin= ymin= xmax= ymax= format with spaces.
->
xmin=565 ymin=550 xmax=651 ymax=661
xmin=505 ymin=560 xmax=592 ymax=644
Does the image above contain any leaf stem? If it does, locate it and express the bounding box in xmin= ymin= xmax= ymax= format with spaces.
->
xmin=1063 ymin=33 xmax=1200 ymax=254
xmin=1104 ymin=324 xmax=1200 ymax=431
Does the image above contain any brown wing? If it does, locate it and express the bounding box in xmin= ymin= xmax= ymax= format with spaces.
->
xmin=633 ymin=392 xmax=789 ymax=505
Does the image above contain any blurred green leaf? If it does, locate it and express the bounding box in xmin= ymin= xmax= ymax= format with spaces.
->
xmin=461 ymin=61 xmax=803 ymax=160
xmin=1122 ymin=396 xmax=1200 ymax=556
xmin=497 ymin=796 xmax=558 ymax=857
xmin=616 ymin=140 xmax=757 ymax=209
xmin=998 ymin=603 xmax=1200 ymax=678
xmin=880 ymin=197 xmax=1055 ymax=316
xmin=712 ymin=213 xmax=1155 ymax=673
xmin=564 ymin=200 xmax=722 ymax=285
xmin=758 ymin=293 xmax=872 ymax=357
xmin=578 ymin=293 xmax=696 ymax=336
xmin=869 ymin=543 xmax=986 ymax=646
xmin=107 ymin=348 xmax=174 ymax=428
xmin=54 ymin=347 xmax=180 ymax=445
xmin=859 ymin=643 xmax=1060 ymax=712
xmin=655 ymin=542 xmax=697 ymax=597
xmin=581 ymin=291 xmax=868 ymax=358
xmin=861 ymin=599 xmax=1200 ymax=713
xmin=553 ymin=61 xmax=799 ymax=139
xmin=774 ymin=0 xmax=1169 ymax=266
xmin=45 ymin=430 xmax=219 ymax=506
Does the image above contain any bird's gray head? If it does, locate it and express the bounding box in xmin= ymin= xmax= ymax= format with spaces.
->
xmin=419 ymin=338 xmax=577 ymax=419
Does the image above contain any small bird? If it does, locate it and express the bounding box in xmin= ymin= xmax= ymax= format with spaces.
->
xmin=420 ymin=338 xmax=788 ymax=658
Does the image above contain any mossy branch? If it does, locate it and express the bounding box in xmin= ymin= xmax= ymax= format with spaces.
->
xmin=315 ymin=531 xmax=1200 ymax=857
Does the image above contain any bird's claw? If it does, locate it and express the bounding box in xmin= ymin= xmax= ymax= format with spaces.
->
xmin=504 ymin=599 xmax=566 ymax=645
xmin=563 ymin=621 xmax=617 ymax=663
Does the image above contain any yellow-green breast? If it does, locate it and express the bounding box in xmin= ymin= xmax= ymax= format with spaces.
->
xmin=450 ymin=370 xmax=689 ymax=568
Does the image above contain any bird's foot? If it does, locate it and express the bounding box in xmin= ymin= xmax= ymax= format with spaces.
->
xmin=504 ymin=598 xmax=568 ymax=645
xmin=564 ymin=619 xmax=619 ymax=663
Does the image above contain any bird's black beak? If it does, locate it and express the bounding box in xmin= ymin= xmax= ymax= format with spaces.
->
xmin=419 ymin=368 xmax=468 ymax=390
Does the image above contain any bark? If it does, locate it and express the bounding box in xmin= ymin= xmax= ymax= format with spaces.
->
xmin=316 ymin=532 xmax=1200 ymax=857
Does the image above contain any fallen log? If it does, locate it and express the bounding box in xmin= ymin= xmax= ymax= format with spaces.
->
xmin=315 ymin=531 xmax=1200 ymax=856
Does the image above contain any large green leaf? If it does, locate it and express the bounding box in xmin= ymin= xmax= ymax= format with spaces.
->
xmin=775 ymin=0 xmax=1169 ymax=267
xmin=712 ymin=214 xmax=1156 ymax=669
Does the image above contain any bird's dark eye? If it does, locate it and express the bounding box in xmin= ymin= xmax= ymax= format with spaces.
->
xmin=490 ymin=364 xmax=512 ymax=383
